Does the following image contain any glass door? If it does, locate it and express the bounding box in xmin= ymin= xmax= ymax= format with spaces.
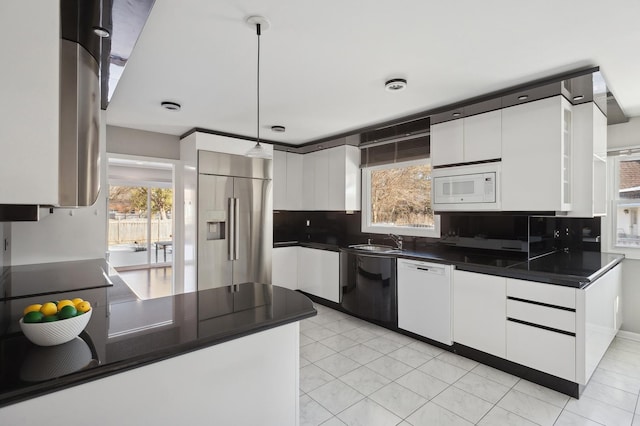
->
xmin=107 ymin=158 xmax=174 ymax=269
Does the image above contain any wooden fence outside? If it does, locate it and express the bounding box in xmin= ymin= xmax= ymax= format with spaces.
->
xmin=108 ymin=219 xmax=172 ymax=245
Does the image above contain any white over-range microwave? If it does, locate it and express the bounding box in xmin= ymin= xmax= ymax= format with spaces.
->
xmin=432 ymin=162 xmax=501 ymax=211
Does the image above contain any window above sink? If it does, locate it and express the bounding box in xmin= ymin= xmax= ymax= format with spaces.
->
xmin=361 ymin=159 xmax=441 ymax=238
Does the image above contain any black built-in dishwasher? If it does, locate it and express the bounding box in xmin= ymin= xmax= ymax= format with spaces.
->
xmin=339 ymin=250 xmax=397 ymax=328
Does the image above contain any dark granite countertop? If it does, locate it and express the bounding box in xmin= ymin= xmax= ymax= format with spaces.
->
xmin=275 ymin=241 xmax=624 ymax=287
xmin=0 ymin=281 xmax=315 ymax=408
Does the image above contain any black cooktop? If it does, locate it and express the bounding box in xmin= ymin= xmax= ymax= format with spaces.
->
xmin=0 ymin=259 xmax=115 ymax=301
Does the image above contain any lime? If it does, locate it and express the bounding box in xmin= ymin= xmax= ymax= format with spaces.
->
xmin=76 ymin=301 xmax=91 ymax=313
xmin=42 ymin=315 xmax=59 ymax=322
xmin=23 ymin=311 xmax=44 ymax=323
xmin=57 ymin=300 xmax=74 ymax=311
xmin=40 ymin=302 xmax=57 ymax=316
xmin=58 ymin=305 xmax=78 ymax=320
xmin=23 ymin=304 xmax=43 ymax=316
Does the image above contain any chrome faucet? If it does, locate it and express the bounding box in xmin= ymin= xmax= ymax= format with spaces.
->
xmin=387 ymin=234 xmax=403 ymax=250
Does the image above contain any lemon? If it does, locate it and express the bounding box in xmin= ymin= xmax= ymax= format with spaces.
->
xmin=57 ymin=299 xmax=74 ymax=311
xmin=40 ymin=302 xmax=58 ymax=316
xmin=76 ymin=301 xmax=91 ymax=313
xmin=23 ymin=311 xmax=44 ymax=323
xmin=58 ymin=305 xmax=77 ymax=320
xmin=23 ymin=304 xmax=43 ymax=316
xmin=71 ymin=297 xmax=84 ymax=305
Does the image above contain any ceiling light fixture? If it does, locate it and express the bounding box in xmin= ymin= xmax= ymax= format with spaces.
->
xmin=92 ymin=26 xmax=110 ymax=38
xmin=518 ymin=95 xmax=529 ymax=101
xmin=573 ymin=95 xmax=585 ymax=101
xmin=385 ymin=78 xmax=407 ymax=92
xmin=245 ymin=16 xmax=272 ymax=159
xmin=271 ymin=125 xmax=286 ymax=132
xmin=161 ymin=101 xmax=181 ymax=111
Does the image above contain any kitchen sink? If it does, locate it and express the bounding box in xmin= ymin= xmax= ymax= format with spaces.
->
xmin=348 ymin=244 xmax=402 ymax=254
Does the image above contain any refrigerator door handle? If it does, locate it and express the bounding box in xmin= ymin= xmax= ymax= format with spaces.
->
xmin=228 ymin=198 xmax=235 ymax=261
xmin=234 ymin=197 xmax=240 ymax=260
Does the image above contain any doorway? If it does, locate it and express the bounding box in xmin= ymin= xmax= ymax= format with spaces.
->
xmin=107 ymin=157 xmax=175 ymax=278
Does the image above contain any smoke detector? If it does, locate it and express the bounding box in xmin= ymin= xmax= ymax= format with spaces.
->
xmin=385 ymin=78 xmax=407 ymax=92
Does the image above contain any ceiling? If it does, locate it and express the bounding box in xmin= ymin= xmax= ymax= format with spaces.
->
xmin=106 ymin=0 xmax=640 ymax=145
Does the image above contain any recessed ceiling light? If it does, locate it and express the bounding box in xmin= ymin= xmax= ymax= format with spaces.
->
xmin=518 ymin=95 xmax=528 ymax=101
xmin=92 ymin=26 xmax=110 ymax=38
xmin=452 ymin=112 xmax=461 ymax=117
xmin=271 ymin=125 xmax=286 ymax=132
xmin=573 ymin=95 xmax=585 ymax=101
xmin=385 ymin=79 xmax=407 ymax=92
xmin=161 ymin=101 xmax=181 ymax=111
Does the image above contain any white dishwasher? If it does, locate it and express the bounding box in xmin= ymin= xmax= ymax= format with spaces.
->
xmin=397 ymin=259 xmax=453 ymax=345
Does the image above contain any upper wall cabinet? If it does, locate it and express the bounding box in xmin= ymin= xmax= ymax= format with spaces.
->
xmin=0 ymin=1 xmax=60 ymax=205
xmin=301 ymin=145 xmax=361 ymax=211
xmin=502 ymin=96 xmax=573 ymax=212
xmin=567 ymin=102 xmax=607 ymax=217
xmin=273 ymin=151 xmax=303 ymax=210
xmin=431 ymin=109 xmax=502 ymax=167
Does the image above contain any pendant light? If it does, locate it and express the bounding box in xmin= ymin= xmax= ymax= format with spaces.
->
xmin=245 ymin=16 xmax=272 ymax=159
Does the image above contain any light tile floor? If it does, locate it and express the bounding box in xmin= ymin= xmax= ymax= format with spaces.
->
xmin=300 ymin=304 xmax=640 ymax=426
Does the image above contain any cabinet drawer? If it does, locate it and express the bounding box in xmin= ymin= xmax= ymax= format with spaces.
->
xmin=507 ymin=320 xmax=575 ymax=381
xmin=506 ymin=299 xmax=575 ymax=333
xmin=506 ymin=278 xmax=576 ymax=309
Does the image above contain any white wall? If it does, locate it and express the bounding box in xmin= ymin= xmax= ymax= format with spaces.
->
xmin=605 ymin=117 xmax=640 ymax=333
xmin=107 ymin=126 xmax=180 ymax=159
xmin=608 ymin=117 xmax=640 ymax=150
xmin=9 ymin=112 xmax=109 ymax=265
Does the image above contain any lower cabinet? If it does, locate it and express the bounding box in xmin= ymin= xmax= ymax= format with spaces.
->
xmin=454 ymin=266 xmax=621 ymax=385
xmin=298 ymin=247 xmax=340 ymax=303
xmin=272 ymin=247 xmax=298 ymax=290
xmin=506 ymin=320 xmax=576 ymax=381
xmin=453 ymin=270 xmax=506 ymax=358
xmin=272 ymin=246 xmax=340 ymax=303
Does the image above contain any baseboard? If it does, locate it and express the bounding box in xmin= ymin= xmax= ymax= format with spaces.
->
xmin=617 ymin=330 xmax=640 ymax=342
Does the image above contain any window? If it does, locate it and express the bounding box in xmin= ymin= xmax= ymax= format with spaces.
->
xmin=613 ymin=154 xmax=640 ymax=247
xmin=362 ymin=159 xmax=440 ymax=238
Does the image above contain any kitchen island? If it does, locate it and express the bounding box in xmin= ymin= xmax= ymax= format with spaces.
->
xmin=0 ymin=264 xmax=316 ymax=425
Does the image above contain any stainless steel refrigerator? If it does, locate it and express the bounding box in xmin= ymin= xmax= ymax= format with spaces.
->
xmin=197 ymin=151 xmax=272 ymax=291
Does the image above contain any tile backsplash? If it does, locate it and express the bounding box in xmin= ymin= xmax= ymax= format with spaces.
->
xmin=274 ymin=210 xmax=601 ymax=257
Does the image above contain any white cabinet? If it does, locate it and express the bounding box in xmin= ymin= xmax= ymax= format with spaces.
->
xmin=431 ymin=110 xmax=501 ymax=167
xmin=576 ymin=264 xmax=622 ymax=384
xmin=328 ymin=146 xmax=361 ymax=211
xmin=568 ymin=102 xmax=607 ymax=217
xmin=273 ymin=151 xmax=287 ymax=210
xmin=452 ymin=270 xmax=506 ymax=357
xmin=272 ymin=247 xmax=298 ymax=290
xmin=502 ymin=96 xmax=573 ymax=211
xmin=297 ymin=247 xmax=340 ymax=303
xmin=398 ymin=259 xmax=452 ymax=345
xmin=302 ymin=145 xmax=361 ymax=211
xmin=0 ymin=1 xmax=60 ymax=205
xmin=431 ymin=119 xmax=464 ymax=166
xmin=505 ymin=278 xmax=577 ymax=381
xmin=273 ymin=151 xmax=303 ymax=210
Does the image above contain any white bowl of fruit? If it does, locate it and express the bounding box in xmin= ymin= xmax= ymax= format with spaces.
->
xmin=19 ymin=298 xmax=92 ymax=346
